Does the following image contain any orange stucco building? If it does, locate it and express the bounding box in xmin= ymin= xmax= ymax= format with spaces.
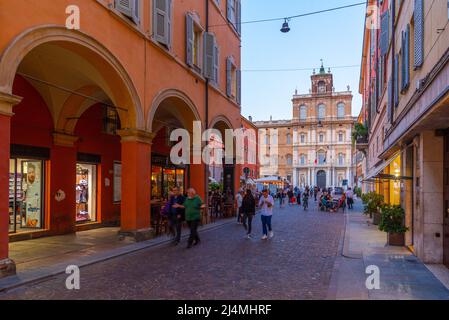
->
xmin=0 ymin=0 xmax=242 ymax=277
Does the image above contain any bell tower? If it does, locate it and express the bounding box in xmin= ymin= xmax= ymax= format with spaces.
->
xmin=311 ymin=60 xmax=333 ymax=95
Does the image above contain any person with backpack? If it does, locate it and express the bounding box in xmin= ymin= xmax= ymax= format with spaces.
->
xmin=241 ymin=189 xmax=256 ymax=239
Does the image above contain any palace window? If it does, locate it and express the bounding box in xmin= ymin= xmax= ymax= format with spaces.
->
xmin=300 ymin=105 xmax=307 ymax=121
xmin=337 ymin=103 xmax=345 ymax=119
xmin=317 ymin=104 xmax=326 ymax=120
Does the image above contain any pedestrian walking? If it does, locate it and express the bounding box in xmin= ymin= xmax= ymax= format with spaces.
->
xmin=296 ymin=190 xmax=301 ymax=206
xmin=173 ymin=188 xmax=205 ymax=249
xmin=236 ymin=190 xmax=244 ymax=224
xmin=302 ymin=189 xmax=309 ymax=210
xmin=168 ymin=187 xmax=186 ymax=245
xmin=258 ymin=189 xmax=275 ymax=240
xmin=241 ymin=189 xmax=256 ymax=239
xmin=346 ymin=187 xmax=354 ymax=210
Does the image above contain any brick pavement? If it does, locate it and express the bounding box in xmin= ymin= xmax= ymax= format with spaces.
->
xmin=0 ymin=202 xmax=345 ymax=300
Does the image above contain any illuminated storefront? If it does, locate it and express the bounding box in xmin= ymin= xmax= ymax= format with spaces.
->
xmin=151 ymin=154 xmax=186 ymax=200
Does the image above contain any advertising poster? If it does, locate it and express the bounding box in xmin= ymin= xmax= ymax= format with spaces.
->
xmin=23 ymin=161 xmax=42 ymax=228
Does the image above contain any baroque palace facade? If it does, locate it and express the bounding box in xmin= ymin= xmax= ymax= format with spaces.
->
xmin=255 ymin=65 xmax=356 ymax=189
xmin=0 ymin=0 xmax=242 ymax=278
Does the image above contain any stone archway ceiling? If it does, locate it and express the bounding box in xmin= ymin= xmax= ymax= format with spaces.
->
xmin=15 ymin=42 xmax=118 ymax=128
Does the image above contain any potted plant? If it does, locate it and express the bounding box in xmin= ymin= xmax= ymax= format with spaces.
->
xmin=379 ymin=205 xmax=408 ymax=246
xmin=361 ymin=192 xmax=384 ymax=224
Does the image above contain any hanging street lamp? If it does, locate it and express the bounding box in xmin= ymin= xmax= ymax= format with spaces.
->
xmin=280 ymin=18 xmax=291 ymax=33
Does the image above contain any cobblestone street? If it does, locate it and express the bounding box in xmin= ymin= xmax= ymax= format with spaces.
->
xmin=0 ymin=204 xmax=345 ymax=300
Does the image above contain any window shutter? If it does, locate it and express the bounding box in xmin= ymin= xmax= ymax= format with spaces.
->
xmin=167 ymin=0 xmax=172 ymax=49
xmin=131 ymin=0 xmax=140 ymax=24
xmin=402 ymin=26 xmax=410 ymax=91
xmin=203 ymin=33 xmax=215 ymax=79
xmin=236 ymin=69 xmax=241 ymax=105
xmin=380 ymin=12 xmax=389 ymax=56
xmin=227 ymin=0 xmax=236 ymax=28
xmin=213 ymin=44 xmax=220 ymax=85
xmin=394 ymin=54 xmax=399 ymax=107
xmin=153 ymin=0 xmax=169 ymax=46
xmin=414 ymin=0 xmax=424 ymax=68
xmin=186 ymin=14 xmax=194 ymax=67
xmin=401 ymin=31 xmax=406 ymax=90
xmin=405 ymin=24 xmax=410 ymax=88
xmin=116 ymin=0 xmax=133 ymax=17
xmin=226 ymin=57 xmax=232 ymax=97
xmin=387 ymin=78 xmax=393 ymax=123
xmin=236 ymin=0 xmax=242 ymax=35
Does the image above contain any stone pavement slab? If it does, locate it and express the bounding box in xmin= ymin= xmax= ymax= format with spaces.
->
xmin=328 ymin=200 xmax=449 ymax=300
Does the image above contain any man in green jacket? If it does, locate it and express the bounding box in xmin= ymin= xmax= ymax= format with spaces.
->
xmin=173 ymin=188 xmax=205 ymax=249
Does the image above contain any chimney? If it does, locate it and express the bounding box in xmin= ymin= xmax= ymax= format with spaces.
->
xmin=248 ymin=116 xmax=253 ymax=122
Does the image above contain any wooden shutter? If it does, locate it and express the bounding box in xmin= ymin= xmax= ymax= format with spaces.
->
xmin=236 ymin=0 xmax=242 ymax=35
xmin=405 ymin=24 xmax=410 ymax=88
xmin=394 ymin=54 xmax=399 ymax=107
xmin=227 ymin=0 xmax=236 ymax=28
xmin=132 ymin=0 xmax=140 ymax=24
xmin=116 ymin=0 xmax=133 ymax=17
xmin=380 ymin=11 xmax=390 ymax=56
xmin=402 ymin=25 xmax=410 ymax=91
xmin=186 ymin=14 xmax=194 ymax=67
xmin=203 ymin=33 xmax=215 ymax=79
xmin=236 ymin=69 xmax=241 ymax=105
xmin=226 ymin=57 xmax=232 ymax=97
xmin=387 ymin=78 xmax=393 ymax=123
xmin=213 ymin=44 xmax=220 ymax=85
xmin=414 ymin=0 xmax=424 ymax=68
xmin=153 ymin=0 xmax=169 ymax=45
xmin=167 ymin=0 xmax=172 ymax=49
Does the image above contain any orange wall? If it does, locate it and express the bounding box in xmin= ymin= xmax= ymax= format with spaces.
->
xmin=0 ymin=0 xmax=241 ymax=130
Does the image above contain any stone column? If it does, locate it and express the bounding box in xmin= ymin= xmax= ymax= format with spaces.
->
xmin=118 ymin=129 xmax=154 ymax=242
xmin=416 ymin=131 xmax=444 ymax=263
xmin=292 ymin=168 xmax=298 ymax=187
xmin=0 ymin=92 xmax=22 ymax=278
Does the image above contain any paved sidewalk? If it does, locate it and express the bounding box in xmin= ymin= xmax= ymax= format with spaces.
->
xmin=0 ymin=219 xmax=233 ymax=292
xmin=328 ymin=200 xmax=449 ymax=300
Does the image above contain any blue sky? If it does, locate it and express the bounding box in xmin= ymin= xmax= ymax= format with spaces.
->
xmin=241 ymin=0 xmax=366 ymax=121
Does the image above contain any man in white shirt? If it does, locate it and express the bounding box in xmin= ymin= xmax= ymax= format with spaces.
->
xmin=258 ymin=189 xmax=275 ymax=240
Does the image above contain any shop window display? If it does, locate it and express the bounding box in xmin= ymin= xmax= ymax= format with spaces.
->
xmin=76 ymin=163 xmax=97 ymax=223
xmin=9 ymin=158 xmax=44 ymax=233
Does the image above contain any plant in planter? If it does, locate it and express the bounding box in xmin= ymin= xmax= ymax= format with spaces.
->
xmin=352 ymin=123 xmax=369 ymax=146
xmin=379 ymin=205 xmax=408 ymax=246
xmin=361 ymin=192 xmax=384 ymax=224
